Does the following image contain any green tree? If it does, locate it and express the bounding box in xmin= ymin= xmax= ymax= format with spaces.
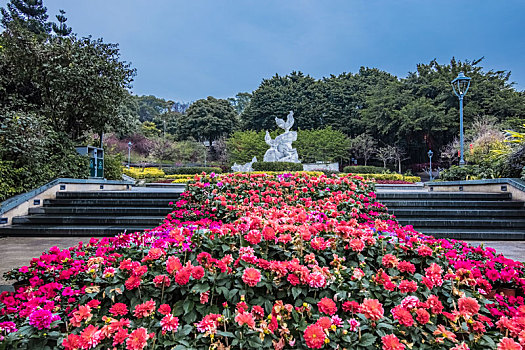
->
xmin=0 ymin=26 xmax=136 ymax=139
xmin=294 ymin=127 xmax=351 ymax=163
xmin=1 ymin=0 xmax=51 ymax=36
xmin=228 ymin=92 xmax=252 ymax=115
xmin=179 ymin=96 xmax=238 ymax=143
xmin=242 ymin=72 xmax=318 ymax=131
xmin=51 ymin=9 xmax=71 ymax=37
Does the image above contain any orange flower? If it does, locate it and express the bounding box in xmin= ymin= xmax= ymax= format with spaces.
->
xmin=360 ymin=298 xmax=384 ymax=321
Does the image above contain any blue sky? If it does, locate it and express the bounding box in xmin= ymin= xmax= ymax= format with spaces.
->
xmin=24 ymin=1 xmax=525 ymax=101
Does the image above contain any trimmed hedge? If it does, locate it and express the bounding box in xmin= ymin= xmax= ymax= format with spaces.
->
xmin=163 ymin=167 xmax=222 ymax=175
xmin=343 ymin=165 xmax=385 ymax=174
xmin=252 ymin=161 xmax=303 ymax=172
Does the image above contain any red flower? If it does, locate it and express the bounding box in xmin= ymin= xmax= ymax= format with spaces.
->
xmin=287 ymin=273 xmax=300 ymax=286
xmin=158 ymin=304 xmax=171 ymax=315
xmin=342 ymin=301 xmax=360 ymax=313
xmin=417 ymin=245 xmax=432 ymax=257
xmin=235 ymin=312 xmax=255 ymax=329
xmin=109 ymin=303 xmax=128 ymax=316
xmin=316 ymin=316 xmax=332 ymax=330
xmin=252 ymin=305 xmax=265 ymax=319
xmin=242 ymin=268 xmax=261 ymax=287
xmin=153 ymin=275 xmax=171 ymax=288
xmin=174 ymin=267 xmax=191 ymax=286
xmin=166 ymin=256 xmax=182 ymax=275
xmin=244 ymin=230 xmax=262 ymax=245
xmin=125 ymin=275 xmax=141 ymax=290
xmin=415 ymin=308 xmax=430 ymax=324
xmin=458 ymin=297 xmax=480 ymax=317
xmin=317 ymin=297 xmax=337 ymax=316
xmin=192 ymin=266 xmax=205 ymax=280
xmin=382 ymin=254 xmax=399 ymax=268
xmin=398 ymin=280 xmax=418 ymax=293
xmin=160 ymin=314 xmax=179 ymax=334
xmin=382 ymin=334 xmax=405 ymax=350
xmin=303 ymin=324 xmax=326 ymax=349
xmin=262 ymin=226 xmax=276 ymax=240
xmin=392 ymin=306 xmax=414 ymax=327
xmin=134 ymin=299 xmax=156 ymax=318
xmin=79 ymin=325 xmax=102 ymax=349
xmin=497 ymin=337 xmax=522 ymax=350
xmin=126 ymin=327 xmax=151 ymax=350
xmin=398 ymin=261 xmax=416 ymax=274
xmin=360 ymin=298 xmax=384 ymax=321
xmin=62 ymin=333 xmax=81 ymax=350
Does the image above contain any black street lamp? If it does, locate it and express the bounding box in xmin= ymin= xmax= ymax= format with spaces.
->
xmin=451 ymin=71 xmax=471 ymax=166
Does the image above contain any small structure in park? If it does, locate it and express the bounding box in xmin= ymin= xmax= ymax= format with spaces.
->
xmin=231 ymin=156 xmax=257 ymax=172
xmin=263 ymin=111 xmax=300 ymax=163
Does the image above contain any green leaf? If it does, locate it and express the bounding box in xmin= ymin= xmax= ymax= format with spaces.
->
xmin=359 ymin=333 xmax=377 ymax=347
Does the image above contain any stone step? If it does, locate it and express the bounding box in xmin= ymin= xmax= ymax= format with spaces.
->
xmin=379 ymin=200 xmax=524 ymax=208
xmin=12 ymin=215 xmax=165 ymax=226
xmin=56 ymin=191 xmax=182 ymax=199
xmin=389 ymin=208 xmax=525 ymax=217
xmin=397 ymin=218 xmax=525 ymax=229
xmin=29 ymin=207 xmax=173 ymax=216
xmin=44 ymin=199 xmax=175 ymax=207
xmin=0 ymin=225 xmax=150 ymax=237
xmin=376 ymin=192 xmax=511 ymax=200
xmin=417 ymin=228 xmax=525 ymax=240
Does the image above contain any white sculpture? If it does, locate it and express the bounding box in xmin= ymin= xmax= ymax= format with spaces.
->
xmin=231 ymin=156 xmax=257 ymax=172
xmin=263 ymin=111 xmax=300 ymax=163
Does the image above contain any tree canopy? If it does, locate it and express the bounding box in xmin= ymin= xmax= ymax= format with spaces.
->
xmin=178 ymin=96 xmax=239 ymax=143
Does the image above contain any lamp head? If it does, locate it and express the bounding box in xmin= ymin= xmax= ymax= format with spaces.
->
xmin=428 ymin=150 xmax=433 ymax=158
xmin=451 ymin=71 xmax=471 ymax=97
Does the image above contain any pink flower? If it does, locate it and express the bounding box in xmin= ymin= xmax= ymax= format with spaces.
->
xmin=79 ymin=325 xmax=102 ymax=349
xmin=160 ymin=314 xmax=179 ymax=334
xmin=134 ymin=300 xmax=156 ymax=318
xmin=126 ymin=327 xmax=151 ymax=350
xmin=28 ymin=309 xmax=60 ymax=330
xmin=242 ymin=268 xmax=261 ymax=287
xmin=382 ymin=334 xmax=405 ymax=350
xmin=109 ymin=303 xmax=128 ymax=316
xmin=235 ymin=312 xmax=255 ymax=329
xmin=347 ymin=318 xmax=360 ymax=331
xmin=361 ymin=298 xmax=384 ymax=321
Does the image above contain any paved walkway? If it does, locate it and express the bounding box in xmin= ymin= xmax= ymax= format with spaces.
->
xmin=0 ymin=237 xmax=523 ymax=287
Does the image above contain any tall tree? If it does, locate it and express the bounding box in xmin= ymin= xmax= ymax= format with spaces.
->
xmin=51 ymin=9 xmax=71 ymax=37
xmin=179 ymin=96 xmax=238 ymax=144
xmin=1 ymin=0 xmax=51 ymax=36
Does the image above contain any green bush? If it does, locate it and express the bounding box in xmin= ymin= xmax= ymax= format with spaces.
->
xmin=163 ymin=166 xmax=222 ymax=175
xmin=104 ymin=153 xmax=124 ymax=180
xmin=252 ymin=161 xmax=303 ymax=172
xmin=0 ymin=161 xmax=29 ymax=202
xmin=438 ymin=165 xmax=497 ymax=181
xmin=343 ymin=165 xmax=385 ymax=174
xmin=0 ymin=111 xmax=89 ymax=201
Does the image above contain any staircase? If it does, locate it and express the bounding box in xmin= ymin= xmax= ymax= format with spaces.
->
xmin=0 ymin=190 xmax=180 ymax=237
xmin=376 ymin=192 xmax=525 ymax=240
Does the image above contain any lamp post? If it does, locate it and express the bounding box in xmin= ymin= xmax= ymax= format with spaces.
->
xmin=127 ymin=141 xmax=132 ymax=168
xmin=428 ymin=150 xmax=434 ymax=181
xmin=451 ymin=71 xmax=471 ymax=166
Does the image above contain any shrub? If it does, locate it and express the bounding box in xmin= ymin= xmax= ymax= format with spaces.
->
xmin=438 ymin=165 xmax=491 ymax=181
xmin=0 ymin=161 xmax=29 ymax=202
xmin=343 ymin=165 xmax=385 ymax=174
xmin=122 ymin=167 xmax=166 ymax=179
xmin=252 ymin=161 xmax=303 ymax=172
xmin=163 ymin=167 xmax=222 ymax=175
xmin=103 ymin=153 xmax=123 ymax=180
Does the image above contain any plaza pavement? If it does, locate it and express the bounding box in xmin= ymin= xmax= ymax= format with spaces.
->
xmin=0 ymin=236 xmax=524 ymax=288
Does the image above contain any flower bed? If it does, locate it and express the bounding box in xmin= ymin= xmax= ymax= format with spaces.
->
xmin=0 ymin=173 xmax=523 ymax=349
xmin=122 ymin=167 xmax=166 ymax=179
